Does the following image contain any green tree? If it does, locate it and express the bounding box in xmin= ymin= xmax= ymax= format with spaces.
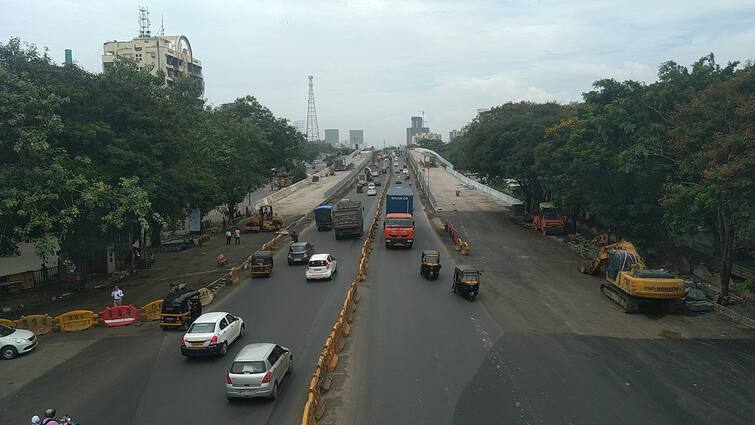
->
xmin=664 ymin=64 xmax=755 ymax=301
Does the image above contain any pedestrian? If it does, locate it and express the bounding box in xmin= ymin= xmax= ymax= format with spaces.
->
xmin=225 ymin=229 xmax=232 ymax=245
xmin=234 ymin=227 xmax=241 ymax=245
xmin=111 ymin=285 xmax=124 ymax=306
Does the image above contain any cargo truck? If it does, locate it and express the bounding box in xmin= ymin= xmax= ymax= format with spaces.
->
xmin=384 ymin=187 xmax=415 ymax=248
xmin=333 ymin=199 xmax=364 ymax=240
xmin=314 ymin=205 xmax=333 ymax=231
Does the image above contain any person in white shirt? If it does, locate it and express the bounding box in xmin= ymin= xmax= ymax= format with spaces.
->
xmin=225 ymin=229 xmax=232 ymax=245
xmin=111 ymin=285 xmax=124 ymax=306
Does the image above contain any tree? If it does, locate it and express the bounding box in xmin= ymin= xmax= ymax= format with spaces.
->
xmin=664 ymin=64 xmax=755 ymax=302
xmin=416 ymin=138 xmax=445 ymax=154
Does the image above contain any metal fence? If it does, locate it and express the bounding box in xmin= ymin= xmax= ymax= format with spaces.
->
xmin=31 ymin=265 xmax=60 ymax=287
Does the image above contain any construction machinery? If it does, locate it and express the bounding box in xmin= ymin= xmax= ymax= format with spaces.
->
xmin=532 ymin=202 xmax=565 ymax=235
xmin=244 ymin=205 xmax=284 ymax=232
xmin=579 ymin=237 xmax=685 ymax=313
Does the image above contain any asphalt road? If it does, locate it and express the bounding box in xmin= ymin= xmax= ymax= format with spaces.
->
xmin=0 ymin=183 xmax=381 ymax=425
xmin=334 ymin=160 xmax=755 ymax=425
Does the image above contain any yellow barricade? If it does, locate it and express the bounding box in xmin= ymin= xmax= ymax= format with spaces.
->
xmin=55 ymin=310 xmax=99 ymax=332
xmin=16 ymin=314 xmax=54 ymax=335
xmin=460 ymin=240 xmax=470 ymax=255
xmin=140 ymin=299 xmax=164 ymax=321
xmin=0 ymin=318 xmax=15 ymax=328
xmin=229 ymin=266 xmax=240 ymax=284
xmin=199 ymin=287 xmax=214 ymax=306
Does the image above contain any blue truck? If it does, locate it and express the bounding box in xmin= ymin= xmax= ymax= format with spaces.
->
xmin=314 ymin=205 xmax=333 ymax=231
xmin=385 ymin=187 xmax=414 ymax=214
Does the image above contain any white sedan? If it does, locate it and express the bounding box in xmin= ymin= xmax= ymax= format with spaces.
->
xmin=305 ymin=254 xmax=338 ymax=281
xmin=367 ymin=187 xmax=377 ymax=196
xmin=180 ymin=312 xmax=245 ymax=357
xmin=0 ymin=323 xmax=37 ymax=360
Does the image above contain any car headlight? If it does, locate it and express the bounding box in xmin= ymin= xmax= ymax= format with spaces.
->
xmin=13 ymin=338 xmax=28 ymax=344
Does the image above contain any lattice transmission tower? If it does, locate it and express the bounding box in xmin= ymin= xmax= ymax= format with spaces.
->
xmin=305 ymin=76 xmax=320 ymax=142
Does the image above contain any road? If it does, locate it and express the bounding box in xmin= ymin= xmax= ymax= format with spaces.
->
xmin=330 ymin=157 xmax=755 ymax=425
xmin=0 ymin=183 xmax=382 ymax=425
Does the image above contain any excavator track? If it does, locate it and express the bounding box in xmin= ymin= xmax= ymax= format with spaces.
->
xmin=600 ymin=284 xmax=640 ymax=314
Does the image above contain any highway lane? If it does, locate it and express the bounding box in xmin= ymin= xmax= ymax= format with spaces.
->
xmin=336 ymin=159 xmax=755 ymax=425
xmin=0 ymin=183 xmax=381 ymax=425
xmin=338 ymin=175 xmax=501 ymax=425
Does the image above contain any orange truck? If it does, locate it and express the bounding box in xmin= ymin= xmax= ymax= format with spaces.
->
xmin=532 ymin=202 xmax=565 ymax=235
xmin=384 ymin=187 xmax=415 ymax=248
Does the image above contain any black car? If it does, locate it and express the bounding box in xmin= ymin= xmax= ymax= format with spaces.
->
xmin=288 ymin=242 xmax=315 ymax=265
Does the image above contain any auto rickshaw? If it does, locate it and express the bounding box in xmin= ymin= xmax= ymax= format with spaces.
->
xmin=160 ymin=284 xmax=202 ymax=330
xmin=452 ymin=265 xmax=481 ymax=301
xmin=250 ymin=250 xmax=274 ymax=278
xmin=420 ymin=250 xmax=441 ymax=280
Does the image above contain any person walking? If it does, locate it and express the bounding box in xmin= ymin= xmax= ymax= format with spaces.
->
xmin=234 ymin=228 xmax=241 ymax=245
xmin=225 ymin=229 xmax=232 ymax=245
xmin=111 ymin=285 xmax=124 ymax=306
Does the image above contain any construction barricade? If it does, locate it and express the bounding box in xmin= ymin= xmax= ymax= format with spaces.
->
xmin=99 ymin=305 xmax=140 ymax=327
xmin=140 ymin=299 xmax=163 ymax=321
xmin=198 ymin=287 xmax=214 ymax=306
xmin=16 ymin=314 xmax=54 ymax=335
xmin=0 ymin=318 xmax=15 ymax=328
xmin=56 ymin=310 xmax=98 ymax=332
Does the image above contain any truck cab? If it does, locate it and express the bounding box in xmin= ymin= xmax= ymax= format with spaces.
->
xmin=384 ymin=187 xmax=415 ymax=248
xmin=533 ymin=202 xmax=564 ymax=235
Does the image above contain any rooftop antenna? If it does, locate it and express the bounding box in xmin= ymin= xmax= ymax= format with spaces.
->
xmin=159 ymin=15 xmax=165 ymax=36
xmin=138 ymin=6 xmax=151 ymax=38
xmin=305 ymin=76 xmax=320 ymax=142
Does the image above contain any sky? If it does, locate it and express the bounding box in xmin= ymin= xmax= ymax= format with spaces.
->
xmin=2 ymin=0 xmax=754 ymax=146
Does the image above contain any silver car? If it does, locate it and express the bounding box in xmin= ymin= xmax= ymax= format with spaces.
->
xmin=225 ymin=343 xmax=293 ymax=400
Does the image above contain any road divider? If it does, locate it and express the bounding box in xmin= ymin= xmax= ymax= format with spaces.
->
xmin=56 ymin=310 xmax=99 ymax=332
xmin=100 ymin=305 xmax=140 ymax=327
xmin=301 ymin=170 xmax=389 ymax=425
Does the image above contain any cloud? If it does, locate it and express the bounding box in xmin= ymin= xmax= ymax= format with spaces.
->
xmin=1 ymin=0 xmax=754 ymax=145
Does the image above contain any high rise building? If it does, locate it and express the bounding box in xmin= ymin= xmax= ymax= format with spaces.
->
xmin=324 ymin=129 xmax=339 ymax=146
xmin=349 ymin=130 xmax=364 ymax=150
xmin=406 ymin=116 xmax=430 ymax=145
xmin=101 ymin=9 xmax=203 ymax=95
xmin=412 ymin=132 xmax=442 ymax=145
xmin=449 ymin=129 xmax=465 ymax=141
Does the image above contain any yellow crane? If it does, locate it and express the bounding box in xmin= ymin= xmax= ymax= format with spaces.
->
xmin=579 ymin=236 xmax=685 ymax=313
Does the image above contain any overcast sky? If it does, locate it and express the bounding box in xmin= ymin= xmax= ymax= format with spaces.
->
xmin=2 ymin=0 xmax=754 ymax=146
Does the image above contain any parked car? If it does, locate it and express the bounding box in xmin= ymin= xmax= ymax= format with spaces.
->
xmin=305 ymin=254 xmax=338 ymax=281
xmin=288 ymin=242 xmax=314 ymax=265
xmin=0 ymin=323 xmax=37 ymax=360
xmin=225 ymin=343 xmax=293 ymax=400
xmin=367 ymin=187 xmax=377 ymax=196
xmin=180 ymin=312 xmax=245 ymax=357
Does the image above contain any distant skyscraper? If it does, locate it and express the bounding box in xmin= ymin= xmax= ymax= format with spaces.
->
xmin=64 ymin=49 xmax=73 ymax=65
xmin=449 ymin=129 xmax=465 ymax=141
xmin=324 ymin=129 xmax=339 ymax=146
xmin=406 ymin=116 xmax=430 ymax=145
xmin=349 ymin=130 xmax=364 ymax=150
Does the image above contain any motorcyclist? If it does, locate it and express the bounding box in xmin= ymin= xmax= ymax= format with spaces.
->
xmin=41 ymin=409 xmax=59 ymax=425
xmin=455 ymin=186 xmax=461 ymax=197
xmin=290 ymin=229 xmax=299 ymax=243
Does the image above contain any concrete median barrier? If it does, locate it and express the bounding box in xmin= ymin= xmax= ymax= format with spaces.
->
xmin=55 ymin=310 xmax=99 ymax=332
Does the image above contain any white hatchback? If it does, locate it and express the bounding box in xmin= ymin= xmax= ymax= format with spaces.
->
xmin=305 ymin=254 xmax=337 ymax=281
xmin=180 ymin=312 xmax=245 ymax=357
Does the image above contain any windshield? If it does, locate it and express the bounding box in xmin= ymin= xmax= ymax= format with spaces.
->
xmin=188 ymin=322 xmax=216 ymax=333
xmin=386 ymin=218 xmax=412 ymax=228
xmin=424 ymin=255 xmax=439 ymax=264
xmin=462 ymin=272 xmax=479 ymax=282
xmin=291 ymin=245 xmax=307 ymax=253
xmin=309 ymin=260 xmax=327 ymax=267
xmin=0 ymin=323 xmax=15 ymax=337
xmin=542 ymin=209 xmax=559 ymax=219
xmin=230 ymin=361 xmax=267 ymax=374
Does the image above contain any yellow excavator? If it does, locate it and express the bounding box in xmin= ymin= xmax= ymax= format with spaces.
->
xmin=244 ymin=205 xmax=284 ymax=232
xmin=579 ymin=236 xmax=685 ymax=313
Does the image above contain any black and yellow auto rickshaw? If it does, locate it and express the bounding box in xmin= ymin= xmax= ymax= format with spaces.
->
xmin=160 ymin=284 xmax=202 ymax=330
xmin=452 ymin=265 xmax=480 ymax=301
xmin=420 ymin=250 xmax=441 ymax=280
xmin=250 ymin=250 xmax=274 ymax=278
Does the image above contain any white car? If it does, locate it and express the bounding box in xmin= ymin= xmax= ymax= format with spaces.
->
xmin=0 ymin=323 xmax=37 ymax=360
xmin=366 ymin=187 xmax=377 ymax=196
xmin=225 ymin=343 xmax=293 ymax=400
xmin=180 ymin=312 xmax=245 ymax=357
xmin=305 ymin=254 xmax=338 ymax=281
